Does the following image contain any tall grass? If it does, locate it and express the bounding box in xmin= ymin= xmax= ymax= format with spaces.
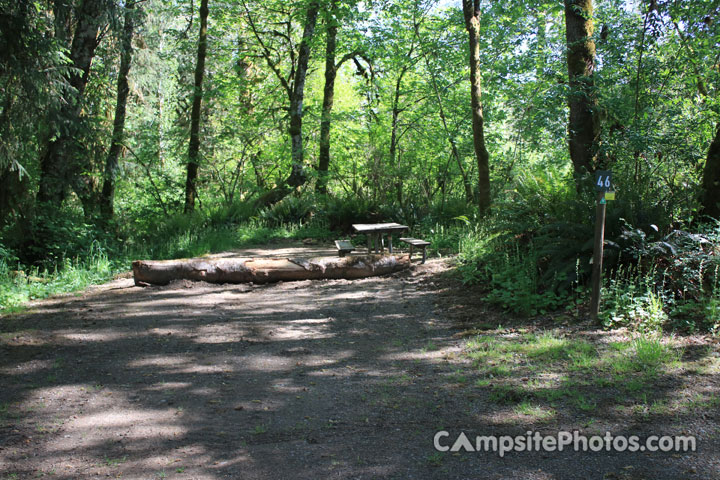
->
xmin=0 ymin=216 xmax=335 ymax=312
xmin=1 ymin=241 xmax=114 ymax=310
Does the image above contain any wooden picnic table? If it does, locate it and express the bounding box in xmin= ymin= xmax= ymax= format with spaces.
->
xmin=352 ymin=223 xmax=409 ymax=254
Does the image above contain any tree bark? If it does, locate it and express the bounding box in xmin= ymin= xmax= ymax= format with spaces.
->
xmin=37 ymin=0 xmax=106 ymax=205
xmin=462 ymin=0 xmax=491 ymax=212
xmin=0 ymin=168 xmax=30 ymax=225
xmin=100 ymin=1 xmax=136 ymax=221
xmin=389 ymin=67 xmax=409 ymax=205
xmin=133 ymin=254 xmax=410 ymax=286
xmin=316 ymin=5 xmax=339 ymax=195
xmin=286 ymin=1 xmax=320 ymax=189
xmin=700 ymin=122 xmax=720 ymax=219
xmin=184 ymin=0 xmax=209 ymax=213
xmin=564 ymin=0 xmax=600 ymax=179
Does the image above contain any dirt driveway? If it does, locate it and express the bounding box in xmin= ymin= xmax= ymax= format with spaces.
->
xmin=0 ymin=246 xmax=718 ymax=479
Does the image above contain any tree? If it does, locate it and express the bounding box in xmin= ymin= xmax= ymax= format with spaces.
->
xmin=661 ymin=1 xmax=720 ymax=220
xmin=389 ymin=26 xmax=419 ymax=205
xmin=316 ymin=1 xmax=363 ymax=195
xmin=101 ymin=1 xmax=138 ymax=221
xmin=700 ymin=123 xmax=720 ymax=219
xmin=564 ymin=0 xmax=600 ymax=179
xmin=316 ymin=2 xmax=340 ymax=195
xmin=183 ymin=0 xmax=210 ymax=213
xmin=36 ymin=0 xmax=108 ymax=207
xmin=245 ymin=0 xmax=320 ymax=207
xmin=288 ymin=2 xmax=320 ymax=187
xmin=0 ymin=0 xmax=73 ymax=222
xmin=462 ymin=0 xmax=491 ymax=212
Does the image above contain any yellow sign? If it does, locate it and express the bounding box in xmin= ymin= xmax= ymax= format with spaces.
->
xmin=605 ymin=191 xmax=616 ymax=201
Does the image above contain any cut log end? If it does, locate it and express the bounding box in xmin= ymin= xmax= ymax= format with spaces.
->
xmin=132 ymin=254 xmax=410 ymax=286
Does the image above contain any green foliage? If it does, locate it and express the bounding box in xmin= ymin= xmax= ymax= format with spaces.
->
xmin=602 ymin=222 xmax=720 ymax=333
xmin=601 ymin=264 xmax=668 ymax=333
xmin=321 ymin=196 xmax=391 ymax=233
xmin=482 ymin=244 xmax=567 ymax=316
xmin=453 ymin=160 xmax=720 ymax=331
xmin=456 ymin=169 xmax=587 ymax=315
xmin=0 ymin=241 xmax=114 ymax=310
xmin=258 ymin=196 xmax=315 ymax=226
xmin=18 ymin=208 xmax=117 ymax=265
xmin=3 ymin=0 xmax=720 ymax=328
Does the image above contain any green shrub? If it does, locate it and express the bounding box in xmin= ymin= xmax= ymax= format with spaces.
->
xmin=258 ymin=196 xmax=315 ymax=226
xmin=321 ymin=195 xmax=387 ymax=233
xmin=601 ymin=267 xmax=669 ymax=334
xmin=484 ymin=245 xmax=568 ymax=316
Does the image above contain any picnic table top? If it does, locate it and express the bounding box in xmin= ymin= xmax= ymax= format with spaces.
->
xmin=351 ymin=223 xmax=409 ymax=233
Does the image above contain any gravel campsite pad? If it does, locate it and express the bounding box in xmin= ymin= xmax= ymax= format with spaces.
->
xmin=1 ymin=245 xmax=719 ymax=479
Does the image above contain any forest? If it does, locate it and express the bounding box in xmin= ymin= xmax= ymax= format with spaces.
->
xmin=1 ymin=0 xmax=720 ymax=334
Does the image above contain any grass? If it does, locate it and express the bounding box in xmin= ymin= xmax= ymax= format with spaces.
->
xmin=0 ymin=219 xmax=335 ymax=313
xmin=463 ymin=330 xmax=689 ymax=416
xmin=104 ymin=456 xmax=128 ymax=467
xmin=0 ymin=244 xmax=115 ymax=312
xmin=513 ymin=401 xmax=555 ymax=421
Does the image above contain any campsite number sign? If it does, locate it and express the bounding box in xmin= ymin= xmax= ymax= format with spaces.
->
xmin=590 ymin=169 xmax=613 ymax=322
xmin=595 ymin=170 xmax=612 ymax=191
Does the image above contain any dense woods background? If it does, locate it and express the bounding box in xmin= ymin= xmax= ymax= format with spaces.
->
xmin=2 ymin=0 xmax=720 ymax=333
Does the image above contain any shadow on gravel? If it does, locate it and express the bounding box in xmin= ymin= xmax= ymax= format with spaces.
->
xmin=0 ymin=264 xmax=718 ymax=479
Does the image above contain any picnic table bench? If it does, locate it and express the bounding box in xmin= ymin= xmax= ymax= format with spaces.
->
xmin=399 ymin=237 xmax=431 ymax=264
xmin=334 ymin=240 xmax=355 ymax=257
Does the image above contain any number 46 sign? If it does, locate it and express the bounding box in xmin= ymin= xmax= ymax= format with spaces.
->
xmin=595 ymin=170 xmax=612 ymax=192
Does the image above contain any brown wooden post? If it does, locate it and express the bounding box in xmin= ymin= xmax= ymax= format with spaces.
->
xmin=590 ymin=191 xmax=606 ymax=321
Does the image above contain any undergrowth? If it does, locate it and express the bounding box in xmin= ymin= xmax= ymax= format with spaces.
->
xmin=0 ymin=215 xmax=335 ymax=312
xmin=454 ymin=168 xmax=720 ymax=333
xmin=0 ymin=191 xmax=475 ymax=312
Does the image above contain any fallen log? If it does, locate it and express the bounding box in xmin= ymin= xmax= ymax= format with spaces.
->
xmin=132 ymin=254 xmax=410 ymax=286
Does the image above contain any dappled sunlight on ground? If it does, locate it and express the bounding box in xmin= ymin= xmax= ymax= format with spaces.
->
xmin=0 ymin=249 xmax=718 ymax=479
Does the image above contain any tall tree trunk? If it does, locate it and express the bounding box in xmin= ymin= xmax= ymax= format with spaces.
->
xmin=388 ymin=31 xmax=416 ymax=207
xmin=0 ymin=169 xmax=30 ymax=226
xmin=390 ymin=71 xmax=405 ymax=205
xmin=184 ymin=0 xmax=209 ymax=213
xmin=700 ymin=122 xmax=720 ymax=219
xmin=286 ymin=1 xmax=320 ymax=188
xmin=100 ymin=2 xmax=136 ymax=221
xmin=462 ymin=0 xmax=491 ymax=212
xmin=564 ymin=0 xmax=599 ymax=180
xmin=316 ymin=5 xmax=338 ymax=195
xmin=37 ymin=0 xmax=105 ymax=205
xmin=253 ymin=1 xmax=320 ymax=208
